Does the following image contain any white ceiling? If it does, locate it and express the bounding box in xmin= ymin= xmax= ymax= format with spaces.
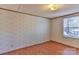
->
xmin=0 ymin=4 xmax=79 ymax=18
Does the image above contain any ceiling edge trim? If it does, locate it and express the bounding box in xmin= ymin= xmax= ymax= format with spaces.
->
xmin=0 ymin=8 xmax=50 ymax=19
xmin=51 ymin=11 xmax=79 ymax=20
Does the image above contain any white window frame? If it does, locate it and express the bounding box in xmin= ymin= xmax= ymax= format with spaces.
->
xmin=63 ymin=16 xmax=79 ymax=39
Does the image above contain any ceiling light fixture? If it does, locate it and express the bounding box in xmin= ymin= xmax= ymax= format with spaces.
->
xmin=48 ymin=4 xmax=60 ymax=11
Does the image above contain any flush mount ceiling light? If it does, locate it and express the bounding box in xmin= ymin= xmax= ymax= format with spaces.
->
xmin=48 ymin=4 xmax=60 ymax=11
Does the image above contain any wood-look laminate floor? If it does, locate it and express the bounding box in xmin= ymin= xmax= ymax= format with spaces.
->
xmin=3 ymin=41 xmax=79 ymax=55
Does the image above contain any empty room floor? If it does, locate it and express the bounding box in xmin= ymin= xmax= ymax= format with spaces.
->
xmin=2 ymin=41 xmax=79 ymax=55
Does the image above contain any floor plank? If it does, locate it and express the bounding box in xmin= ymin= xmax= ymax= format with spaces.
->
xmin=3 ymin=41 xmax=79 ymax=55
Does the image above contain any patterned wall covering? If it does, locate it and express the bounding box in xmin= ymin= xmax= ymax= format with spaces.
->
xmin=0 ymin=9 xmax=50 ymax=53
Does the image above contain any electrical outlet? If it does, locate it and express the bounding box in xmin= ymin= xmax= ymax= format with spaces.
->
xmin=10 ymin=44 xmax=14 ymax=48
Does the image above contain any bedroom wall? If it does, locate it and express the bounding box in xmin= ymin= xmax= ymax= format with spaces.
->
xmin=51 ymin=17 xmax=79 ymax=48
xmin=0 ymin=9 xmax=50 ymax=54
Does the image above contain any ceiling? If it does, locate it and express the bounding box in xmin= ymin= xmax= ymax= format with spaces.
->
xmin=0 ymin=4 xmax=79 ymax=19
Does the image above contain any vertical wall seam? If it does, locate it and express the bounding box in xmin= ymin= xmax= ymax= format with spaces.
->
xmin=49 ymin=19 xmax=52 ymax=40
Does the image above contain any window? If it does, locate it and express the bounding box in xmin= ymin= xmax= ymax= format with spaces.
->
xmin=64 ymin=16 xmax=79 ymax=38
